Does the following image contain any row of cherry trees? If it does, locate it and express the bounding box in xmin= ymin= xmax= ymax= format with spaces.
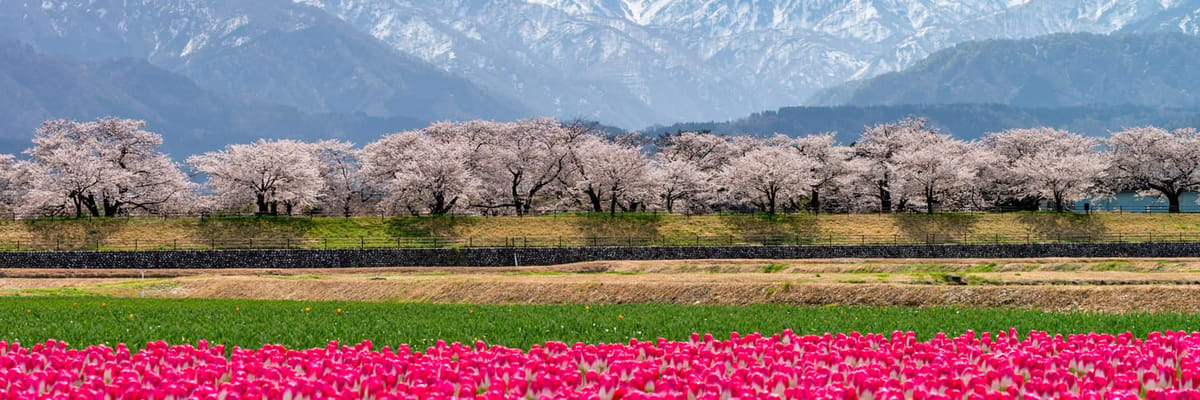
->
xmin=1 ymin=116 xmax=1197 ymax=218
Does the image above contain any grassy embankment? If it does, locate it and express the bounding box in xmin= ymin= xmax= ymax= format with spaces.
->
xmin=0 ymin=212 xmax=1194 ymax=250
xmin=3 ymin=297 xmax=1199 ymax=350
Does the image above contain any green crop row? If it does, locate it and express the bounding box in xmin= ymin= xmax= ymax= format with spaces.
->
xmin=2 ymin=297 xmax=1198 ymax=351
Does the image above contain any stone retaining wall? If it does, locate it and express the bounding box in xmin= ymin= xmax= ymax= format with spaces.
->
xmin=0 ymin=243 xmax=1196 ymax=268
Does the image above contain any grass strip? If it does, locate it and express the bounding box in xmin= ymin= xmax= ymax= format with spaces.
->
xmin=2 ymin=297 xmax=1197 ymax=350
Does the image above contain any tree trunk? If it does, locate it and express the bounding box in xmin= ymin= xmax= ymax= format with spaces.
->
xmin=72 ymin=195 xmax=84 ymax=218
xmin=1167 ymin=191 xmax=1182 ymax=213
xmin=103 ymin=198 xmax=121 ymax=217
xmin=431 ymin=193 xmax=458 ymax=215
xmin=766 ymin=190 xmax=777 ymax=215
xmin=256 ymin=193 xmax=270 ymax=215
xmin=925 ymin=186 xmax=935 ymax=214
xmin=586 ymin=187 xmax=603 ymax=213
xmin=879 ymin=187 xmax=892 ymax=213
xmin=433 ymin=193 xmax=445 ymax=215
xmin=810 ymin=188 xmax=820 ymax=215
xmin=665 ymin=194 xmax=675 ymax=214
xmin=609 ymin=190 xmax=618 ymax=216
xmin=82 ymin=194 xmax=100 ymax=217
xmin=1053 ymin=192 xmax=1065 ymax=213
xmin=510 ymin=174 xmax=524 ymax=216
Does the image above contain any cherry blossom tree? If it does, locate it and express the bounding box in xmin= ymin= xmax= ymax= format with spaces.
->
xmin=851 ymin=117 xmax=932 ymax=213
xmin=360 ymin=130 xmax=477 ymax=215
xmin=650 ymin=157 xmax=709 ymax=214
xmin=0 ymin=155 xmax=28 ymax=216
xmin=312 ymin=140 xmax=365 ymax=217
xmin=983 ymin=128 xmax=1107 ymax=212
xmin=22 ymin=118 xmax=194 ymax=217
xmin=1104 ymin=126 xmax=1200 ymax=213
xmin=718 ymin=145 xmax=818 ymax=215
xmin=472 ymin=118 xmax=576 ymax=215
xmin=889 ymin=130 xmax=978 ymax=213
xmin=188 ymin=139 xmax=323 ymax=216
xmin=567 ymin=135 xmax=653 ymax=215
xmin=653 ymin=131 xmax=735 ymax=212
xmin=792 ymin=133 xmax=852 ymax=214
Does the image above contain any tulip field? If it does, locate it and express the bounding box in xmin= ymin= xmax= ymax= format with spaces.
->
xmin=5 ymin=298 xmax=1200 ymax=398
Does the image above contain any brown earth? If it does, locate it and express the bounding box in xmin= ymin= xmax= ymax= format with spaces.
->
xmin=5 ymin=258 xmax=1200 ymax=313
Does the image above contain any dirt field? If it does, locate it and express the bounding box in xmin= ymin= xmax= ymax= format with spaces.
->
xmin=5 ymin=258 xmax=1200 ymax=313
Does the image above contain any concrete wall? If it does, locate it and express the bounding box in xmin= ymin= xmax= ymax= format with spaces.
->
xmin=0 ymin=243 xmax=1196 ymax=268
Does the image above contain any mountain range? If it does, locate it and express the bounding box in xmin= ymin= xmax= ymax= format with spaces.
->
xmin=267 ymin=0 xmax=1200 ymax=126
xmin=810 ymin=33 xmax=1200 ymax=107
xmin=5 ymin=0 xmax=1200 ymax=136
xmin=0 ymin=38 xmax=425 ymax=156
xmin=0 ymin=0 xmax=527 ymax=123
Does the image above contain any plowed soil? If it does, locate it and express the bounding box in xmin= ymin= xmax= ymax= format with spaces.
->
xmin=5 ymin=258 xmax=1200 ymax=313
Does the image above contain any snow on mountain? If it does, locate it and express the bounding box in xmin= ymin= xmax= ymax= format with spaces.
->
xmin=5 ymin=0 xmax=1199 ymax=128
xmin=0 ymin=0 xmax=529 ymax=122
xmin=293 ymin=0 xmax=1196 ymax=127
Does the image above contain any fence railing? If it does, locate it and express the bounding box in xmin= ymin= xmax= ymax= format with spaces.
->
xmin=2 ymin=232 xmax=1199 ymax=252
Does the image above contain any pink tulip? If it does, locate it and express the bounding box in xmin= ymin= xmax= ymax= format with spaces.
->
xmin=10 ymin=330 xmax=1200 ymax=398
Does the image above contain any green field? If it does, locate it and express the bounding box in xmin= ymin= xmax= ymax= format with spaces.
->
xmin=1 ymin=212 xmax=1200 ymax=250
xmin=3 ymin=297 xmax=1198 ymax=350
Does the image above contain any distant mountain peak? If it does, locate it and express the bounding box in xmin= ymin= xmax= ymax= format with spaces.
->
xmin=7 ymin=0 xmax=1200 ymax=128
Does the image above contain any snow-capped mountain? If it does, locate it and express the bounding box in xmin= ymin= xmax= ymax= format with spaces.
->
xmin=5 ymin=0 xmax=1200 ymax=128
xmin=0 ymin=0 xmax=529 ymax=123
xmin=291 ymin=0 xmax=1200 ymax=127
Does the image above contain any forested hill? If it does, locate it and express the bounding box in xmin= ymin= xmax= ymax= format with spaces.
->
xmin=0 ymin=38 xmax=425 ymax=156
xmin=646 ymin=104 xmax=1200 ymax=144
xmin=809 ymin=33 xmax=1200 ymax=108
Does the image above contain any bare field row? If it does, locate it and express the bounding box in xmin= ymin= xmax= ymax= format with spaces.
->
xmin=4 ymin=258 xmax=1200 ymax=313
